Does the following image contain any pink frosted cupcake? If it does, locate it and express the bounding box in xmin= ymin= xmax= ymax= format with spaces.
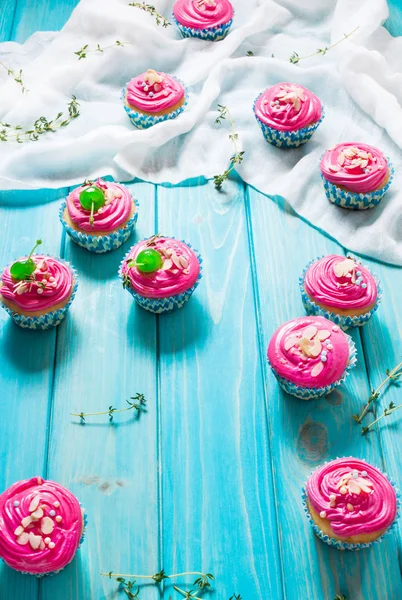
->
xmin=320 ymin=142 xmax=393 ymax=209
xmin=123 ymin=69 xmax=187 ymax=129
xmin=300 ymin=255 xmax=381 ymax=329
xmin=303 ymin=458 xmax=399 ymax=550
xmin=0 ymin=241 xmax=78 ymax=330
xmin=254 ymin=82 xmax=323 ymax=147
xmin=60 ymin=178 xmax=138 ymax=253
xmin=267 ymin=316 xmax=356 ymax=399
xmin=120 ymin=234 xmax=202 ymax=313
xmin=173 ymin=0 xmax=234 ymax=41
xmin=0 ymin=477 xmax=87 ymax=576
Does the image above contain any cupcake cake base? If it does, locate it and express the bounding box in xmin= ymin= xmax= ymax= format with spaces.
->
xmin=173 ymin=18 xmax=233 ymax=41
xmin=255 ymin=112 xmax=324 ymax=148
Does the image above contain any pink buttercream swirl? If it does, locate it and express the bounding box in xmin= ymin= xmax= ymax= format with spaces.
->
xmin=0 ymin=477 xmax=83 ymax=574
xmin=306 ymin=458 xmax=397 ymax=537
xmin=126 ymin=70 xmax=185 ymax=114
xmin=267 ymin=316 xmax=350 ymax=388
xmin=254 ymin=83 xmax=322 ymax=132
xmin=1 ymin=255 xmax=74 ymax=312
xmin=66 ymin=179 xmax=134 ymax=233
xmin=304 ymin=255 xmax=378 ymax=311
xmin=122 ymin=236 xmax=200 ymax=298
xmin=173 ymin=0 xmax=233 ymax=29
xmin=320 ymin=143 xmax=388 ymax=193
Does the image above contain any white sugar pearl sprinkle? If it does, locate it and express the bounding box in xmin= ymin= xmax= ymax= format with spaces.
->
xmin=319 ymin=511 xmax=327 ymax=518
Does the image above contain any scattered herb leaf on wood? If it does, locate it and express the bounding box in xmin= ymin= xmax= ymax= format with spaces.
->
xmin=353 ymin=360 xmax=402 ymax=423
xmin=362 ymin=401 xmax=402 ymax=435
xmin=103 ymin=570 xmax=214 ymax=599
xmin=71 ymin=393 xmax=147 ymax=424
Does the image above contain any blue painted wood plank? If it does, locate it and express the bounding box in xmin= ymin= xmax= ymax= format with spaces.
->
xmin=0 ymin=195 xmax=64 ymax=599
xmin=355 ymin=258 xmax=402 ymax=559
xmin=39 ymin=183 xmax=160 ymax=600
xmin=0 ymin=0 xmax=17 ymax=42
xmin=246 ymin=189 xmax=402 ymax=600
xmin=11 ymin=0 xmax=80 ymax=43
xmin=156 ymin=180 xmax=284 ymax=600
xmin=385 ymin=0 xmax=402 ymax=37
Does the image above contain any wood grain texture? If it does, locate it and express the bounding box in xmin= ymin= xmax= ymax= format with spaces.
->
xmin=157 ymin=180 xmax=284 ymax=599
xmin=247 ymin=189 xmax=402 ymax=600
xmin=0 ymin=1 xmax=401 ymax=599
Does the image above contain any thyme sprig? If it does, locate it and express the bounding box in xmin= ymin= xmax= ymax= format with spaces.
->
xmin=289 ymin=26 xmax=359 ymax=64
xmin=74 ymin=41 xmax=132 ymax=60
xmin=213 ymin=105 xmax=244 ymax=191
xmin=103 ymin=570 xmax=214 ymax=599
xmin=353 ymin=360 xmax=402 ymax=423
xmin=0 ymin=61 xmax=27 ymax=93
xmin=129 ymin=3 xmax=171 ymax=28
xmin=0 ymin=96 xmax=80 ymax=143
xmin=362 ymin=402 xmax=402 ymax=435
xmin=334 ymin=595 xmax=347 ymax=600
xmin=71 ymin=393 xmax=147 ymax=424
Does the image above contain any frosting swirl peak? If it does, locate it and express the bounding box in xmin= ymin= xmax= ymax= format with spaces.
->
xmin=254 ymin=83 xmax=322 ymax=132
xmin=304 ymin=255 xmax=378 ymax=311
xmin=267 ymin=316 xmax=351 ymax=388
xmin=0 ymin=255 xmax=74 ymax=312
xmin=320 ymin=143 xmax=388 ymax=193
xmin=306 ymin=458 xmax=397 ymax=537
xmin=126 ymin=70 xmax=185 ymax=114
xmin=173 ymin=0 xmax=233 ymax=29
xmin=122 ymin=236 xmax=200 ymax=298
xmin=66 ymin=179 xmax=135 ymax=233
xmin=0 ymin=477 xmax=83 ymax=574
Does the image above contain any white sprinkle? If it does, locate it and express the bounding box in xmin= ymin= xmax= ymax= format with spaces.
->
xmin=340 ymin=486 xmax=348 ymax=495
xmin=44 ymin=537 xmax=51 ymax=545
xmin=53 ymin=501 xmax=60 ymax=508
xmin=362 ymin=471 xmax=367 ymax=477
xmin=56 ymin=516 xmax=62 ymax=523
xmin=13 ymin=501 xmax=20 ymax=508
xmin=332 ymin=325 xmax=339 ymax=332
xmin=319 ymin=511 xmax=327 ymax=518
xmin=329 ymin=494 xmax=336 ymax=502
xmin=48 ymin=542 xmax=55 ymax=549
xmin=37 ymin=288 xmax=43 ymax=295
xmin=347 ymin=503 xmax=354 ymax=512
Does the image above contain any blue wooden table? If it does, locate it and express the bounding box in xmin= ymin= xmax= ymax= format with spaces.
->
xmin=1 ymin=2 xmax=401 ymax=599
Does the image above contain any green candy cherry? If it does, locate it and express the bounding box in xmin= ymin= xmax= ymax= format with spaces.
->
xmin=132 ymin=248 xmax=163 ymax=274
xmin=10 ymin=239 xmax=42 ymax=281
xmin=79 ymin=186 xmax=105 ymax=211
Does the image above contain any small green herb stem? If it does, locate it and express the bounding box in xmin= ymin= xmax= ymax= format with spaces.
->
xmin=357 ymin=360 xmax=402 ymax=423
xmin=224 ymin=107 xmax=239 ymax=180
xmin=292 ymin=26 xmax=359 ymax=63
xmin=71 ymin=406 xmax=136 ymax=418
xmin=89 ymin=202 xmax=95 ymax=226
xmin=0 ymin=60 xmax=26 ymax=92
xmin=362 ymin=404 xmax=402 ymax=434
xmin=173 ymin=586 xmax=201 ymax=599
xmin=27 ymin=240 xmax=42 ymax=260
xmin=101 ymin=571 xmax=207 ymax=580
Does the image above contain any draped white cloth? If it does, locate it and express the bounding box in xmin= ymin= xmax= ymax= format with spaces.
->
xmin=0 ymin=0 xmax=401 ymax=264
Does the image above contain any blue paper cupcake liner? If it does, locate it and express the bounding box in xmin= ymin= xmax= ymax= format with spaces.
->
xmin=321 ymin=159 xmax=394 ymax=210
xmin=302 ymin=460 xmax=400 ymax=551
xmin=0 ymin=257 xmax=78 ymax=330
xmin=122 ymin=78 xmax=188 ymax=130
xmin=269 ymin=335 xmax=357 ymax=400
xmin=299 ymin=256 xmax=382 ymax=330
xmin=10 ymin=508 xmax=87 ymax=577
xmin=119 ymin=238 xmax=203 ymax=314
xmin=173 ymin=16 xmax=233 ymax=41
xmin=253 ymin=94 xmax=325 ymax=148
xmin=60 ymin=197 xmax=139 ymax=254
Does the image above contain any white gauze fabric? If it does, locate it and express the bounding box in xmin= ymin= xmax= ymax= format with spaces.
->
xmin=0 ymin=0 xmax=402 ymax=264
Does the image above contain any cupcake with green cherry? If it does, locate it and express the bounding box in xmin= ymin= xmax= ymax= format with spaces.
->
xmin=173 ymin=0 xmax=234 ymax=41
xmin=119 ymin=234 xmax=202 ymax=313
xmin=0 ymin=240 xmax=78 ymax=330
xmin=122 ymin=69 xmax=188 ymax=130
xmin=60 ymin=178 xmax=138 ymax=253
